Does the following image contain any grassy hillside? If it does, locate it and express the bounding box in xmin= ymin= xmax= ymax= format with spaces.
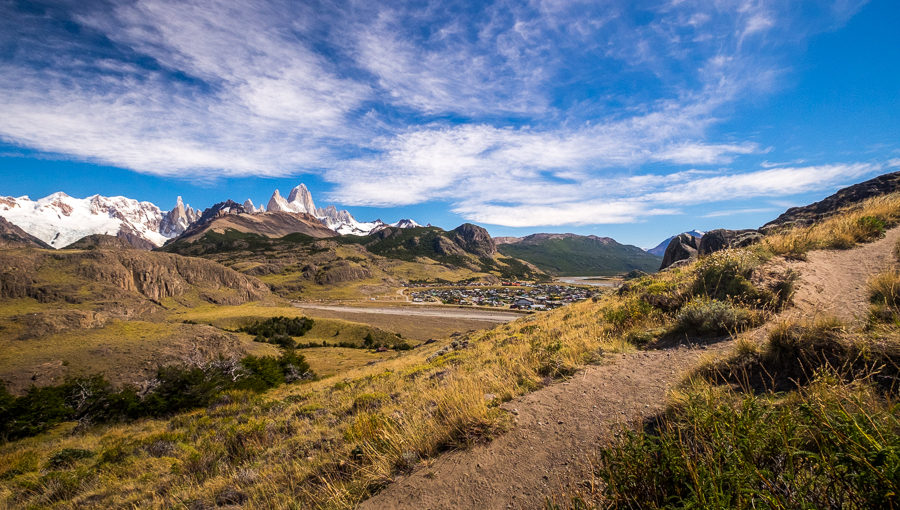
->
xmin=497 ymin=234 xmax=661 ymax=276
xmin=163 ymin=227 xmax=547 ymax=300
xmin=1 ymin=193 xmax=897 ymax=508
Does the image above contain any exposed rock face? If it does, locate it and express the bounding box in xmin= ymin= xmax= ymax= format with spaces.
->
xmin=0 ymin=216 xmax=52 ymax=248
xmin=267 ymin=184 xmax=317 ymax=215
xmin=313 ymin=261 xmax=371 ymax=285
xmin=660 ymin=233 xmax=700 ymax=270
xmin=159 ymin=196 xmax=199 ymax=237
xmin=0 ymin=248 xmax=270 ymax=309
xmin=432 ymin=235 xmax=466 ymax=257
xmin=267 ymin=189 xmax=292 ymax=213
xmin=647 ymin=230 xmax=704 ymax=257
xmin=697 ymin=229 xmax=762 ymax=255
xmin=762 ymin=170 xmax=900 ymax=232
xmin=243 ymin=199 xmax=258 ymax=213
xmin=13 ymin=310 xmax=108 ymax=339
xmin=287 ymin=184 xmax=317 ymax=215
xmin=449 ymin=223 xmax=496 ymax=258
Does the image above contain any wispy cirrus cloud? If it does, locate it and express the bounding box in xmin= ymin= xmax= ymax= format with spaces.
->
xmin=0 ymin=0 xmax=883 ymax=226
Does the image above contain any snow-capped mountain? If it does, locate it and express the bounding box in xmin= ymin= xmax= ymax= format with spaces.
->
xmin=391 ymin=219 xmax=421 ymax=229
xmin=242 ymin=199 xmax=262 ymax=213
xmin=159 ymin=196 xmax=200 ymax=237
xmin=263 ymin=184 xmax=421 ymax=236
xmin=0 ymin=193 xmax=196 ymax=249
xmin=0 ymin=184 xmax=422 ymax=250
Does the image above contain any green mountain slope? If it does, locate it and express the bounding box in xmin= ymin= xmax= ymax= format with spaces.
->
xmin=496 ymin=233 xmax=662 ymax=276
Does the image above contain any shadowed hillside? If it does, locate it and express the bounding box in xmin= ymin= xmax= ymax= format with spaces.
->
xmin=496 ymin=233 xmax=661 ymax=276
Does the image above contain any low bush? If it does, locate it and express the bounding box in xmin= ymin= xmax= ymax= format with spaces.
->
xmin=690 ymin=251 xmax=772 ymax=306
xmin=591 ymin=380 xmax=899 ymax=509
xmin=242 ymin=316 xmax=313 ymax=347
xmin=869 ymin=270 xmax=900 ymax=311
xmin=675 ymin=298 xmax=758 ymax=336
xmin=0 ymin=350 xmax=313 ymax=442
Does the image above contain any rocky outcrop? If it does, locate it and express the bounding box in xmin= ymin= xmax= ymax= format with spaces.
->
xmin=159 ymin=196 xmax=199 ymax=237
xmin=0 ymin=216 xmax=52 ymax=248
xmin=449 ymin=223 xmax=496 ymax=258
xmin=697 ymin=229 xmax=763 ymax=255
xmin=762 ymin=170 xmax=900 ymax=232
xmin=660 ymin=233 xmax=700 ymax=270
xmin=0 ymin=248 xmax=271 ymax=309
xmin=313 ymin=261 xmax=371 ymax=285
xmin=13 ymin=310 xmax=108 ymax=339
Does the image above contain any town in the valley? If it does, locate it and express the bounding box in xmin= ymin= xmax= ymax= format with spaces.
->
xmin=406 ymin=282 xmax=597 ymax=310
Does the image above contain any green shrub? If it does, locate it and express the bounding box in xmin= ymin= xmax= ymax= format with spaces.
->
xmin=243 ymin=316 xmax=313 ymax=346
xmin=856 ymin=215 xmax=887 ymax=242
xmin=46 ymin=448 xmax=94 ymax=469
xmin=594 ymin=381 xmax=900 ymax=509
xmin=691 ymin=252 xmax=770 ymax=305
xmin=675 ymin=298 xmax=757 ymax=336
xmin=0 ymin=350 xmax=314 ymax=443
xmin=602 ymin=297 xmax=654 ymax=331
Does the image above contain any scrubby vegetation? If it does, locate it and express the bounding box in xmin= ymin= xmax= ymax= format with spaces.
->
xmin=241 ymin=315 xmax=314 ymax=348
xmin=763 ymin=193 xmax=900 ymax=258
xmin=552 ymin=205 xmax=900 ymax=509
xmin=1 ymin=193 xmax=897 ymax=508
xmin=587 ymin=378 xmax=898 ymax=509
xmin=0 ymin=350 xmax=312 ymax=443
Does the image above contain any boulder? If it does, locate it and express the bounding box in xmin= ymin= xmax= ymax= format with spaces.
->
xmin=698 ymin=229 xmax=762 ymax=255
xmin=659 ymin=233 xmax=699 ymax=270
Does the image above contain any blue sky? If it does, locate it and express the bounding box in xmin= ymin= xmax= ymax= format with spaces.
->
xmin=0 ymin=0 xmax=898 ymax=248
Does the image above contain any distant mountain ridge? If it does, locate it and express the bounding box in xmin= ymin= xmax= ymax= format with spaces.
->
xmin=496 ymin=233 xmax=661 ymax=276
xmin=0 ymin=184 xmax=421 ymax=249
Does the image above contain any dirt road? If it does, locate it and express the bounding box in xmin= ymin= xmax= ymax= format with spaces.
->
xmin=294 ymin=303 xmax=527 ymax=323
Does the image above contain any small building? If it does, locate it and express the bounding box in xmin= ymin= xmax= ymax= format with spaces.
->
xmin=513 ymin=298 xmax=534 ymax=309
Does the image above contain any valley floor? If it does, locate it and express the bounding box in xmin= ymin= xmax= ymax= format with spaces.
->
xmin=361 ymin=226 xmax=900 ymax=509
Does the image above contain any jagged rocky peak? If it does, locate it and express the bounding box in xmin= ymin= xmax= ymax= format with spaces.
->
xmin=267 ymin=184 xmax=317 ymax=215
xmin=267 ymin=189 xmax=291 ymax=213
xmin=194 ymin=200 xmax=246 ymax=226
xmin=287 ymin=184 xmax=316 ymax=215
xmin=242 ymin=198 xmax=260 ymax=213
xmin=450 ymin=223 xmax=497 ymax=257
xmin=265 ymin=183 xmax=420 ymax=235
xmin=159 ymin=196 xmax=199 ymax=238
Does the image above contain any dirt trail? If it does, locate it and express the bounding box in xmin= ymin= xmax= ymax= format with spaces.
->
xmin=359 ymin=227 xmax=900 ymax=510
xmin=783 ymin=226 xmax=900 ymax=322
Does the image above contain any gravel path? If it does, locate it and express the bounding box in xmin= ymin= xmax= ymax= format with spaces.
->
xmin=294 ymin=303 xmax=526 ymax=322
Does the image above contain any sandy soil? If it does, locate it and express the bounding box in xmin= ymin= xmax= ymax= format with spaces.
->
xmin=359 ymin=227 xmax=900 ymax=510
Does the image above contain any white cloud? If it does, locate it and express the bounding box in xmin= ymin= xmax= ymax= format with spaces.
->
xmin=0 ymin=0 xmax=883 ymax=228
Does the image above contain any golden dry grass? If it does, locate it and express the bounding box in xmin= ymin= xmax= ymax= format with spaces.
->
xmin=763 ymin=192 xmax=900 ymax=258
xmin=4 ymin=197 xmax=900 ymax=508
xmin=0 ymin=297 xmax=632 ymax=509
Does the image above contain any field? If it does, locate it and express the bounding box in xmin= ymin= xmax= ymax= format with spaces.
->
xmin=1 ymin=193 xmax=897 ymax=508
